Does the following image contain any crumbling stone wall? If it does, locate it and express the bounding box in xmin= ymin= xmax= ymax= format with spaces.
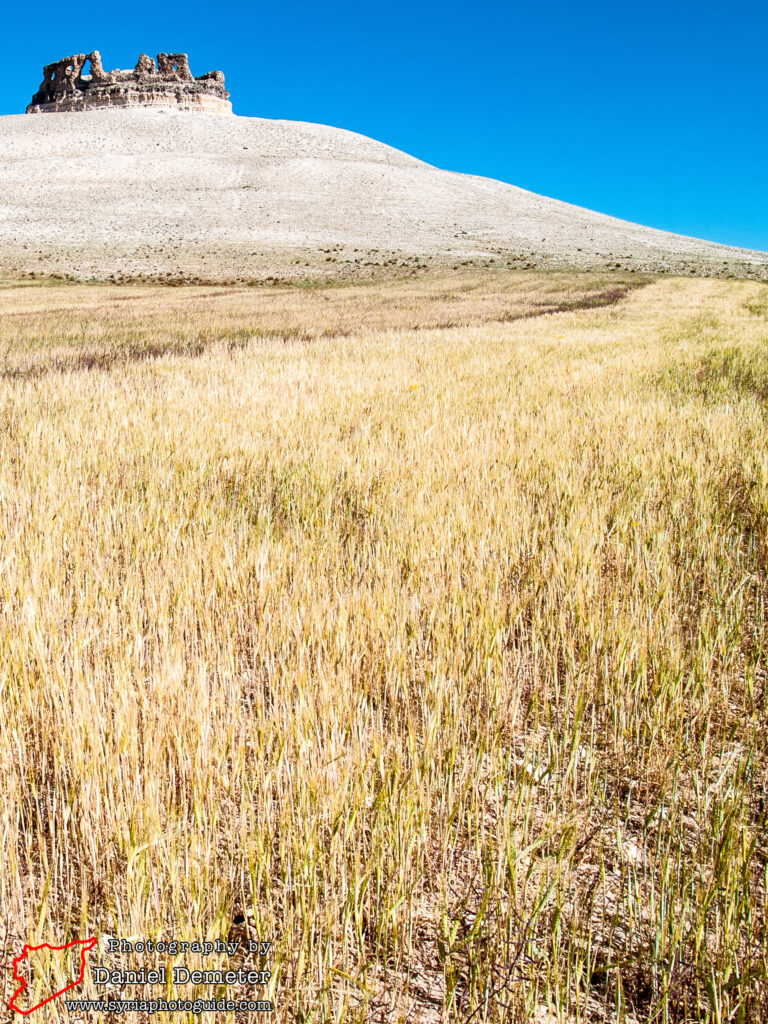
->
xmin=157 ymin=53 xmax=194 ymax=80
xmin=27 ymin=51 xmax=231 ymax=114
xmin=32 ymin=53 xmax=105 ymax=104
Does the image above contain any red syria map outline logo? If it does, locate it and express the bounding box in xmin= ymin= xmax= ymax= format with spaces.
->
xmin=9 ymin=937 xmax=98 ymax=1015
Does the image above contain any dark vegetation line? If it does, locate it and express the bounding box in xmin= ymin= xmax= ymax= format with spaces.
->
xmin=516 ymin=285 xmax=634 ymax=318
xmin=0 ymin=284 xmax=643 ymax=382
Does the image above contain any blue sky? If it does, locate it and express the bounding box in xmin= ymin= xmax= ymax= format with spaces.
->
xmin=3 ymin=0 xmax=766 ymax=251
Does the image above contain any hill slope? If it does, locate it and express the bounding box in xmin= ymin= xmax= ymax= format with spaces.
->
xmin=0 ymin=108 xmax=766 ymax=281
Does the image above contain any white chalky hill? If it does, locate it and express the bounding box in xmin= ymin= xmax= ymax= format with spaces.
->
xmin=0 ymin=108 xmax=765 ymax=280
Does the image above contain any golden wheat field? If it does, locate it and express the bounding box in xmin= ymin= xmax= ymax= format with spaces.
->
xmin=1 ymin=269 xmax=767 ymax=1023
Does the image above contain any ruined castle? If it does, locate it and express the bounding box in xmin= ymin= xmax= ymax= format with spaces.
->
xmin=27 ymin=52 xmax=231 ymax=114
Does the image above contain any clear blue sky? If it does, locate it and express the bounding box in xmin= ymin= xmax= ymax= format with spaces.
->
xmin=3 ymin=0 xmax=766 ymax=252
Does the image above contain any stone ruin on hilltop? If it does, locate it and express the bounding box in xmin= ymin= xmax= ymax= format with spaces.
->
xmin=27 ymin=51 xmax=231 ymax=114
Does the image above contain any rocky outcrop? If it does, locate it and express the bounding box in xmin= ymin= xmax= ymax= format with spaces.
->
xmin=27 ymin=52 xmax=232 ymax=115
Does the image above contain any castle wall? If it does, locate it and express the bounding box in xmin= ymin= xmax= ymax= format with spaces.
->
xmin=27 ymin=51 xmax=232 ymax=115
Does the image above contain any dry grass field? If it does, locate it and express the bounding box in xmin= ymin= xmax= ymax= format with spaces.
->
xmin=0 ymin=269 xmax=767 ymax=1022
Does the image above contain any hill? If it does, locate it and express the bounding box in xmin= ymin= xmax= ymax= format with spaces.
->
xmin=1 ymin=108 xmax=766 ymax=282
